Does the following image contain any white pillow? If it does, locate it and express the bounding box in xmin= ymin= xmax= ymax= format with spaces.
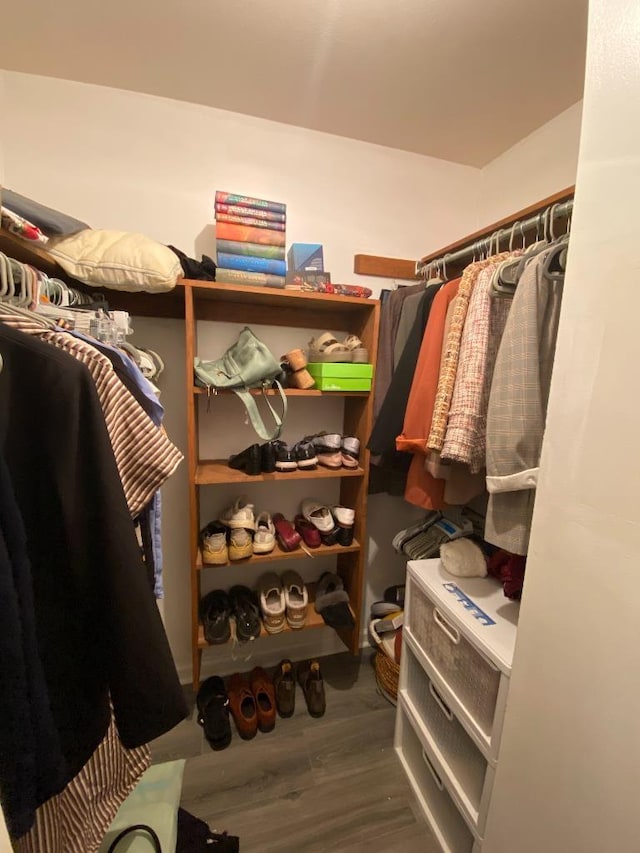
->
xmin=440 ymin=538 xmax=488 ymax=578
xmin=49 ymin=229 xmax=182 ymax=293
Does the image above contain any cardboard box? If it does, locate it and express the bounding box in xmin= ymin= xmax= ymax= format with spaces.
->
xmin=287 ymin=243 xmax=324 ymax=271
xmin=307 ymin=362 xmax=373 ymax=391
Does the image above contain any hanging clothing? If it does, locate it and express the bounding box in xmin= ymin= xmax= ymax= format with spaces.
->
xmin=426 ymin=255 xmax=512 ymax=453
xmin=393 ymin=290 xmax=425 ymax=369
xmin=441 ymin=261 xmax=517 ymax=472
xmin=0 ymin=324 xmax=187 ymax=838
xmin=484 ymin=250 xmax=564 ymax=554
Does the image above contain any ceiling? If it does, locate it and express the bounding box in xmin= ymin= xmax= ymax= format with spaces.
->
xmin=0 ymin=0 xmax=588 ymax=167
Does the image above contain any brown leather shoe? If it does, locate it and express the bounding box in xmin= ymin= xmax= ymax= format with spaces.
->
xmin=227 ymin=673 xmax=257 ymax=739
xmin=250 ymin=667 xmax=277 ymax=733
xmin=272 ymin=659 xmax=296 ymax=718
xmin=297 ymin=660 xmax=326 ymax=718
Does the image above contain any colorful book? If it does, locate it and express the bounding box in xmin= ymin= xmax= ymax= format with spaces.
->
xmin=217 ymin=252 xmax=286 ymax=276
xmin=215 ymin=203 xmax=285 ymax=224
xmin=216 ymin=239 xmax=285 ymax=260
xmin=216 ymin=191 xmax=286 ymax=215
xmin=216 ymin=213 xmax=286 ymax=231
xmin=215 ymin=222 xmax=286 ymax=247
xmin=215 ymin=268 xmax=285 ymax=288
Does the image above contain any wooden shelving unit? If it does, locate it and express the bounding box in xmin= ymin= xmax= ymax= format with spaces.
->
xmin=184 ymin=280 xmax=380 ymax=688
xmin=194 ymin=540 xmax=361 ymax=571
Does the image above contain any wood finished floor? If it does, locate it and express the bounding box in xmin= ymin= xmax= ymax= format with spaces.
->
xmin=150 ymin=651 xmax=439 ymax=852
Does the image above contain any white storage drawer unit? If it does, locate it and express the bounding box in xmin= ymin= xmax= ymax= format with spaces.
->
xmin=396 ymin=559 xmax=519 ymax=852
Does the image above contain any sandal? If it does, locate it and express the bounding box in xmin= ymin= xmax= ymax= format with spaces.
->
xmin=342 ymin=334 xmax=369 ymax=363
xmin=308 ymin=332 xmax=352 ymax=363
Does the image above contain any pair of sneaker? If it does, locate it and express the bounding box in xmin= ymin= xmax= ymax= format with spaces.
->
xmin=306 ymin=432 xmax=359 ymax=469
xmin=201 ymin=499 xmax=276 ymax=563
xmin=273 ymin=439 xmax=318 ymax=472
xmin=258 ymin=570 xmax=308 ymax=633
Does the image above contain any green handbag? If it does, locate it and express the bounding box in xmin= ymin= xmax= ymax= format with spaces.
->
xmin=194 ymin=326 xmax=287 ymax=441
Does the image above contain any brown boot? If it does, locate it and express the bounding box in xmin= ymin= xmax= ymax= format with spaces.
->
xmin=249 ymin=667 xmax=277 ymax=733
xmin=297 ymin=660 xmax=326 ymax=718
xmin=227 ymin=673 xmax=257 ymax=739
xmin=273 ymin=659 xmax=296 ymax=718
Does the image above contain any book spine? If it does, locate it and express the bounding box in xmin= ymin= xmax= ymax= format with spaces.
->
xmin=215 ymin=191 xmax=286 ymax=215
xmin=216 ymin=239 xmax=285 ymax=260
xmin=216 ymin=213 xmax=286 ymax=231
xmin=215 ymin=222 xmax=286 ymax=247
xmin=217 ymin=253 xmax=286 ymax=276
xmin=215 ymin=268 xmax=286 ymax=288
xmin=215 ymin=203 xmax=285 ymax=224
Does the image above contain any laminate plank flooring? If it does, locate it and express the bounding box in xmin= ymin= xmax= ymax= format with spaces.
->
xmin=151 ymin=651 xmax=439 ymax=852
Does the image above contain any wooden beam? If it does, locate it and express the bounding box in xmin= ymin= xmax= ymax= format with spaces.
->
xmin=353 ymin=253 xmax=419 ymax=280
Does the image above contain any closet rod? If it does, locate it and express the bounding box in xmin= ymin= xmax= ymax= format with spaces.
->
xmin=418 ymin=198 xmax=573 ymax=278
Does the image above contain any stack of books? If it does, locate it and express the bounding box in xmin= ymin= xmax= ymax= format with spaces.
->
xmin=214 ymin=192 xmax=286 ymax=288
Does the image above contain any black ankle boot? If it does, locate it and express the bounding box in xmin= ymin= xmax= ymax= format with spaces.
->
xmin=229 ymin=444 xmax=261 ymax=475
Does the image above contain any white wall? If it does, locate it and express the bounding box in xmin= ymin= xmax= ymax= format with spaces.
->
xmin=1 ymin=71 xmax=483 ymax=680
xmin=483 ymin=1 xmax=640 ymax=850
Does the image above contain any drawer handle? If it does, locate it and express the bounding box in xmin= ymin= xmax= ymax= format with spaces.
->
xmin=429 ymin=681 xmax=454 ymax=722
xmin=422 ymin=749 xmax=444 ymax=791
xmin=433 ymin=607 xmax=460 ymax=644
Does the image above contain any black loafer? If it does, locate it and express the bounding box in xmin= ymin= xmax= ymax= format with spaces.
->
xmin=197 ymin=675 xmax=232 ymax=750
xmin=260 ymin=441 xmax=277 ymax=473
xmin=229 ymin=585 xmax=261 ymax=642
xmin=199 ymin=590 xmax=232 ymax=644
xmin=229 ymin=444 xmax=261 ymax=476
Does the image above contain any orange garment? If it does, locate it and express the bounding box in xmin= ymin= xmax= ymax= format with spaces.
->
xmin=396 ymin=278 xmax=460 ymax=510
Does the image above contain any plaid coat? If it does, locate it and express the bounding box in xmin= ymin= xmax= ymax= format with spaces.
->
xmin=484 ymin=250 xmax=564 ymax=554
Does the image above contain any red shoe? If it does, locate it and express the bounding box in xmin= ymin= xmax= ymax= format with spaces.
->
xmin=294 ymin=515 xmax=321 ymax=548
xmin=272 ymin=513 xmax=301 ymax=552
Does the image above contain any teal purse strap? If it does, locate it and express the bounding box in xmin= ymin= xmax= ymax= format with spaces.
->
xmin=233 ymin=381 xmax=288 ymax=441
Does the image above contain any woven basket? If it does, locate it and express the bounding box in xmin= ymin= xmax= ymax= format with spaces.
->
xmin=374 ymin=649 xmax=400 ymax=704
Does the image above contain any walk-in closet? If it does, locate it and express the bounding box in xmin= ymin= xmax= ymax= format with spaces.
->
xmin=1 ymin=0 xmax=639 ymax=850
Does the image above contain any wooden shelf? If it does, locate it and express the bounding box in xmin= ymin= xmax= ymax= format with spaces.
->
xmin=189 ymin=280 xmax=378 ymax=311
xmin=196 ymin=540 xmax=360 ymax=570
xmin=193 ymin=386 xmax=370 ymax=398
xmin=196 ymin=459 xmax=364 ymax=485
xmin=196 ymin=581 xmax=353 ymax=647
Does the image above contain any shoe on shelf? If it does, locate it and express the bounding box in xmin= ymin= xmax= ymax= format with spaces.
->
xmin=274 ymin=443 xmax=297 ymax=472
xmin=229 ymin=585 xmax=261 ymax=642
xmin=289 ymin=367 xmax=315 ymax=390
xmin=261 ymin=441 xmax=278 ymax=474
xmin=199 ymin=590 xmax=232 ymax=645
xmin=341 ymin=436 xmax=360 ymax=469
xmin=281 ymin=348 xmax=307 ymax=372
xmin=332 ymin=505 xmax=355 ymax=547
xmin=294 ymin=515 xmax=321 ymax=548
xmin=294 ymin=439 xmax=318 ymax=470
xmin=272 ymin=513 xmax=301 ymax=552
xmin=282 ymin=569 xmax=308 ymax=629
xmin=200 ymin=521 xmax=229 ymax=566
xmin=310 ymin=432 xmax=342 ymax=468
xmin=253 ymin=512 xmax=276 ymax=555
xmin=297 ymin=660 xmax=326 ymax=718
xmin=219 ymin=495 xmax=256 ymax=530
xmin=250 ymin=667 xmax=277 ymax=733
xmin=229 ymin=528 xmax=253 ymax=561
xmin=315 ymin=572 xmax=355 ymax=629
xmin=227 ymin=673 xmax=258 ymax=740
xmin=308 ymin=332 xmax=352 ymax=363
xmin=196 ymin=675 xmax=232 ymax=750
xmin=228 ymin=443 xmax=261 ymax=476
xmin=273 ymin=659 xmax=296 ymax=718
xmin=301 ymin=498 xmax=338 ymax=545
xmin=342 ymin=334 xmax=369 ymax=363
xmin=258 ymin=571 xmax=286 ymax=634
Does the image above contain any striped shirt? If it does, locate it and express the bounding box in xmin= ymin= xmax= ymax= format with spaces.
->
xmin=0 ymin=315 xmax=183 ymax=517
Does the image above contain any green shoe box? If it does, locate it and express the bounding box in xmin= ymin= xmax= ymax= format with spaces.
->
xmin=307 ymin=362 xmax=373 ymax=391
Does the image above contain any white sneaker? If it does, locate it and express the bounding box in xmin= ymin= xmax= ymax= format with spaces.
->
xmin=253 ymin=512 xmax=276 ymax=554
xmin=218 ymin=495 xmax=256 ymax=530
xmin=258 ymin=571 xmax=286 ymax=633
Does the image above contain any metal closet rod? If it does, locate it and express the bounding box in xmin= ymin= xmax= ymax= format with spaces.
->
xmin=417 ymin=198 xmax=574 ymax=278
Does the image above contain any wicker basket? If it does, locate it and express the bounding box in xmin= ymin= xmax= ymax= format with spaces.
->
xmin=374 ymin=648 xmax=400 ymax=704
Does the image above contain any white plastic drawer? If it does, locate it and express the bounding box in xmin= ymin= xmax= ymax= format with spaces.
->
xmin=406 ymin=579 xmax=501 ymax=735
xmin=403 ymin=646 xmax=494 ymax=832
xmin=396 ymin=705 xmax=479 ymax=853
